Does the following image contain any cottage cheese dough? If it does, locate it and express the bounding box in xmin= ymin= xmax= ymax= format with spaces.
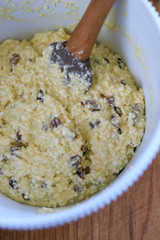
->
xmin=0 ymin=28 xmax=145 ymax=207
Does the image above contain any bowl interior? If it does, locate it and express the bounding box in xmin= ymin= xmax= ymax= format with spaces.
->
xmin=0 ymin=0 xmax=160 ymax=229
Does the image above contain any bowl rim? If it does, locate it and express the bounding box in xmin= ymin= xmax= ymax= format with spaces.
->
xmin=0 ymin=0 xmax=160 ymax=230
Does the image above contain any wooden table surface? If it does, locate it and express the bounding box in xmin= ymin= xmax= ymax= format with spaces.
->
xmin=0 ymin=0 xmax=160 ymax=239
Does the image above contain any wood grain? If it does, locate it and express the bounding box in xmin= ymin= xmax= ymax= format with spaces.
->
xmin=0 ymin=0 xmax=160 ymax=239
xmin=152 ymin=0 xmax=160 ymax=13
xmin=67 ymin=0 xmax=116 ymax=60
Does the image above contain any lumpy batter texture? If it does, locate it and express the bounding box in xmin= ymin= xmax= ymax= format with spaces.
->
xmin=0 ymin=28 xmax=145 ymax=207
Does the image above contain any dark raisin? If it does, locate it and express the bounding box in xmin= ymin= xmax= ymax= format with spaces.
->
xmin=120 ymin=79 xmax=126 ymax=85
xmin=28 ymin=58 xmax=35 ymax=62
xmin=69 ymin=155 xmax=82 ymax=168
xmin=111 ymin=115 xmax=116 ymax=121
xmin=22 ymin=193 xmax=30 ymax=200
xmin=104 ymin=57 xmax=110 ymax=63
xmin=89 ymin=122 xmax=95 ymax=129
xmin=10 ymin=54 xmax=20 ymax=66
xmin=10 ymin=146 xmax=20 ymax=153
xmin=16 ymin=130 xmax=22 ymax=141
xmin=76 ymin=167 xmax=90 ymax=179
xmin=117 ymin=58 xmax=124 ymax=69
xmin=113 ymin=167 xmax=124 ymax=177
xmin=117 ymin=128 xmax=122 ymax=135
xmin=106 ymin=96 xmax=115 ymax=106
xmin=2 ymin=119 xmax=6 ymax=125
xmin=81 ymin=100 xmax=100 ymax=112
xmin=100 ymin=93 xmax=106 ymax=98
xmin=76 ymin=168 xmax=85 ymax=179
xmin=114 ymin=106 xmax=122 ymax=117
xmin=73 ymin=185 xmax=81 ymax=193
xmin=10 ymin=146 xmax=22 ymax=158
xmin=50 ymin=117 xmax=61 ymax=128
xmin=37 ymin=90 xmax=44 ymax=102
xmin=41 ymin=181 xmax=47 ymax=188
xmin=85 ymin=100 xmax=96 ymax=105
xmin=42 ymin=123 xmax=48 ymax=131
xmin=91 ymin=104 xmax=100 ymax=112
xmin=89 ymin=120 xmax=101 ymax=129
xmin=2 ymin=154 xmax=8 ymax=162
xmin=84 ymin=166 xmax=90 ymax=174
xmin=81 ymin=145 xmax=90 ymax=156
xmin=9 ymin=178 xmax=18 ymax=189
xmin=95 ymin=119 xmax=101 ymax=126
xmin=10 ymin=146 xmax=18 ymax=153
xmin=0 ymin=168 xmax=3 ymax=174
xmin=100 ymin=94 xmax=115 ymax=106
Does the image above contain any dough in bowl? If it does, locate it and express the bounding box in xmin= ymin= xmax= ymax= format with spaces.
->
xmin=0 ymin=28 xmax=145 ymax=207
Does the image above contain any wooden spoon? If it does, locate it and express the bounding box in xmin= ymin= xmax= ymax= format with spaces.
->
xmin=50 ymin=0 xmax=116 ymax=92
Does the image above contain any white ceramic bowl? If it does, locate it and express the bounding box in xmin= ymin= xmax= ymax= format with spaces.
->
xmin=0 ymin=0 xmax=160 ymax=230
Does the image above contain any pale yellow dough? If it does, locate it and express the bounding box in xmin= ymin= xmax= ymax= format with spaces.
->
xmin=0 ymin=28 xmax=145 ymax=207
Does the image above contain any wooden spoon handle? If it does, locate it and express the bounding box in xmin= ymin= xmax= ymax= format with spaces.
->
xmin=66 ymin=0 xmax=116 ymax=61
